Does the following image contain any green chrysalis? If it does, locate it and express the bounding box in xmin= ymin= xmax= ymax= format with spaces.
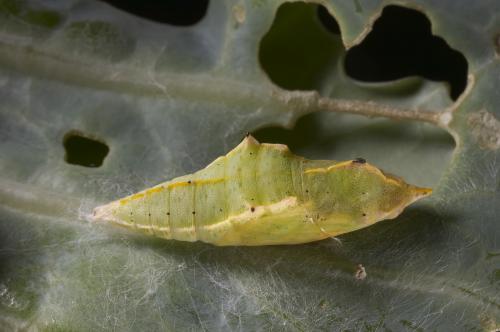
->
xmin=93 ymin=136 xmax=432 ymax=246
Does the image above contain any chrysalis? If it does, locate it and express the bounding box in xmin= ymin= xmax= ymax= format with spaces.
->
xmin=92 ymin=136 xmax=432 ymax=246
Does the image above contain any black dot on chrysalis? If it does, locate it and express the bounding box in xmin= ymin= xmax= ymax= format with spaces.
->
xmin=353 ymin=158 xmax=366 ymax=164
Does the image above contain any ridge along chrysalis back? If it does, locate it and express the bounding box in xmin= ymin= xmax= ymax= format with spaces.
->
xmin=92 ymin=135 xmax=432 ymax=246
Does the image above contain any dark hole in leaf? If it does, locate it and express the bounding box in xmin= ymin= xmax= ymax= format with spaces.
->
xmin=317 ymin=6 xmax=340 ymax=35
xmin=259 ymin=2 xmax=343 ymax=91
xmin=98 ymin=0 xmax=209 ymax=26
xmin=344 ymin=5 xmax=468 ymax=100
xmin=63 ymin=131 xmax=109 ymax=168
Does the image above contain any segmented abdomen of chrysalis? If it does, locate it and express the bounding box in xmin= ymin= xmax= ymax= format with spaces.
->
xmin=93 ymin=135 xmax=432 ymax=246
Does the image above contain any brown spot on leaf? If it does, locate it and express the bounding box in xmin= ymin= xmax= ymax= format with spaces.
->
xmin=495 ymin=33 xmax=500 ymax=57
xmin=232 ymin=3 xmax=246 ymax=26
xmin=355 ymin=264 xmax=367 ymax=280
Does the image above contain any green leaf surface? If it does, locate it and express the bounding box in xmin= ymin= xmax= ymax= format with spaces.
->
xmin=0 ymin=0 xmax=499 ymax=330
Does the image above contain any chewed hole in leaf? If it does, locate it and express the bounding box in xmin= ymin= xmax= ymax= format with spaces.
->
xmin=317 ymin=6 xmax=340 ymax=35
xmin=63 ymin=131 xmax=109 ymax=168
xmin=343 ymin=5 xmax=468 ymax=100
xmin=99 ymin=0 xmax=209 ymax=26
xmin=252 ymin=112 xmax=455 ymax=188
xmin=259 ymin=2 xmax=343 ymax=91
